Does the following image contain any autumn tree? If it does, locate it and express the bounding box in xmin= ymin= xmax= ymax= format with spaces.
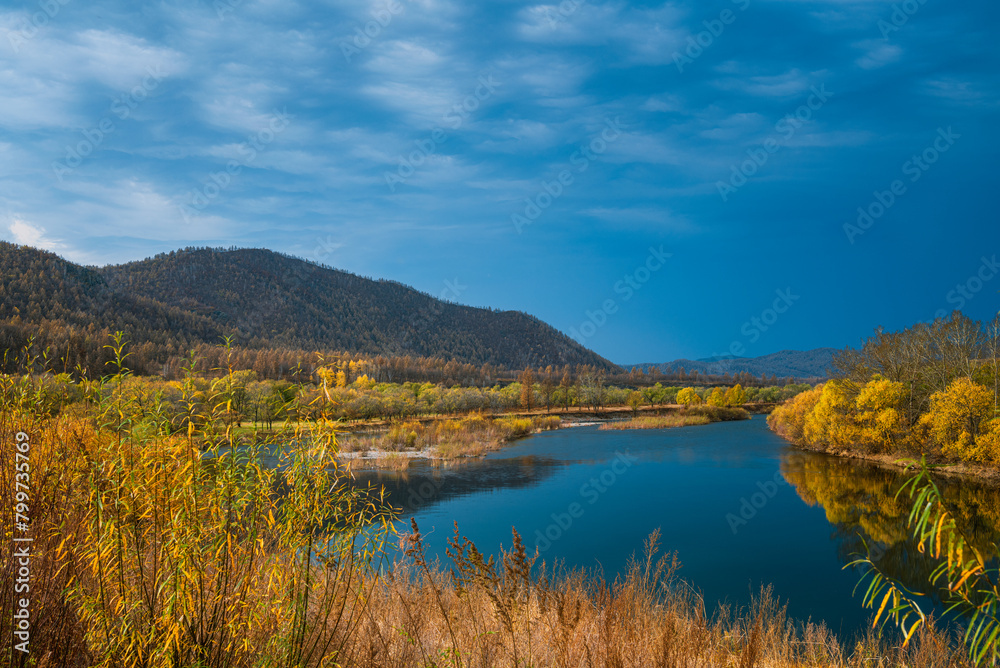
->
xmin=834 ymin=311 xmax=987 ymax=419
xmin=854 ymin=375 xmax=910 ymax=452
xmin=723 ymin=383 xmax=746 ymax=407
xmin=803 ymin=380 xmax=862 ymax=448
xmin=767 ymin=385 xmax=822 ymax=444
xmin=519 ymin=367 xmax=535 ymax=410
xmin=627 ymin=390 xmax=643 ymax=417
xmin=560 ymin=370 xmax=572 ymax=411
xmin=707 ymin=387 xmax=726 ymax=407
xmin=643 ymin=382 xmax=664 ymax=406
xmin=540 ymin=376 xmax=556 ymax=413
xmin=677 ymin=387 xmax=702 ymax=407
xmin=921 ymin=378 xmax=995 ymax=461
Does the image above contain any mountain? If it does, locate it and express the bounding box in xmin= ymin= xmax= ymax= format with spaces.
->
xmin=636 ymin=348 xmax=837 ymax=380
xmin=0 ymin=243 xmax=230 ymax=345
xmin=0 ymin=243 xmax=618 ymax=373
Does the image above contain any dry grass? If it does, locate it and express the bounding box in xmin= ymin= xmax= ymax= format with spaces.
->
xmin=369 ymin=452 xmax=416 ymax=470
xmin=602 ymin=406 xmax=750 ymax=431
xmin=0 ymin=362 xmax=972 ymax=667
xmin=601 ymin=414 xmax=712 ymax=430
xmin=330 ymin=524 xmax=967 ymax=668
xmin=0 ymin=348 xmax=396 ymax=668
xmin=343 ymin=414 xmax=563 ymax=459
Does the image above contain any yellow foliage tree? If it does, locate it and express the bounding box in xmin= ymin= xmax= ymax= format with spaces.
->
xmin=803 ymin=380 xmax=862 ymax=448
xmin=854 ymin=375 xmax=910 ymax=452
xmin=707 ymin=387 xmax=726 ymax=407
xmin=315 ymin=366 xmax=338 ymax=401
xmin=767 ymin=384 xmax=822 ymax=444
xmin=627 ymin=390 xmax=643 ymax=416
xmin=677 ymin=387 xmax=702 ymax=406
xmin=975 ymin=419 xmax=1000 ymax=462
xmin=724 ymin=383 xmax=747 ymax=407
xmin=335 ymin=369 xmax=348 ymax=388
xmin=920 ymin=377 xmax=994 ymax=461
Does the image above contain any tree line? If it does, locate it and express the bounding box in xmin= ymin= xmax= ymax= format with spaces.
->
xmin=769 ymin=311 xmax=1000 ymax=464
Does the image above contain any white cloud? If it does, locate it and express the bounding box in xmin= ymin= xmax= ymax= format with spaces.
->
xmin=8 ymin=218 xmax=65 ymax=251
xmin=712 ymin=68 xmax=815 ymax=98
xmin=516 ymin=2 xmax=685 ymax=64
xmin=920 ymin=77 xmax=997 ymax=105
xmin=580 ymin=206 xmax=695 ymax=232
xmin=640 ymin=95 xmax=683 ymax=113
xmin=854 ymin=40 xmax=902 ymax=70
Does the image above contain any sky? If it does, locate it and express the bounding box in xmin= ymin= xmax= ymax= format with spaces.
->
xmin=0 ymin=0 xmax=998 ymax=365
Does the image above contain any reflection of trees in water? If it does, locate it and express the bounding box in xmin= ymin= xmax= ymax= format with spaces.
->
xmin=350 ymin=455 xmax=563 ymax=515
xmin=781 ymin=450 xmax=1000 ymax=607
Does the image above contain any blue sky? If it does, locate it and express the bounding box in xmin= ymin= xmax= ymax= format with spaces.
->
xmin=1 ymin=0 xmax=998 ymax=365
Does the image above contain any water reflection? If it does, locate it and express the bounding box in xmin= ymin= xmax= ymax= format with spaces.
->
xmin=781 ymin=450 xmax=1000 ymax=610
xmin=351 ymin=455 xmax=564 ymax=515
xmin=334 ymin=420 xmax=1000 ymax=637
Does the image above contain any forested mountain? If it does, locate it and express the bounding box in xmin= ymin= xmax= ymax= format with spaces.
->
xmin=0 ymin=243 xmax=618 ymax=375
xmin=637 ymin=348 xmax=837 ymax=381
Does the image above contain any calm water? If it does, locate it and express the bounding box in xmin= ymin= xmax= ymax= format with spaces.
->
xmin=352 ymin=416 xmax=1000 ymax=639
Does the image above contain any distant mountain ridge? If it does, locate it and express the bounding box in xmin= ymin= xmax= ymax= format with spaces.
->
xmin=0 ymin=243 xmax=618 ymax=372
xmin=635 ymin=348 xmax=837 ymax=380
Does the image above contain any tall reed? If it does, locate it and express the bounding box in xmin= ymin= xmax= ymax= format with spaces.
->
xmin=0 ymin=335 xmax=973 ymax=666
xmin=2 ymin=335 xmax=395 ymax=667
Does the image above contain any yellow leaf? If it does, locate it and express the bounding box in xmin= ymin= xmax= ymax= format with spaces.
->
xmin=874 ymin=589 xmax=892 ymax=626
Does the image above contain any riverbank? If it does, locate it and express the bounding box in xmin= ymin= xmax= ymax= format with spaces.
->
xmin=599 ymin=406 xmax=750 ymax=430
xmin=339 ymin=405 xmax=761 ymax=466
xmin=2 ymin=386 xmax=971 ymax=666
xmin=338 ymin=414 xmax=564 ymax=464
xmin=782 ymin=438 xmax=1000 ymax=486
xmin=766 ymin=381 xmax=1000 ymax=486
xmin=245 ymin=401 xmax=780 ymax=435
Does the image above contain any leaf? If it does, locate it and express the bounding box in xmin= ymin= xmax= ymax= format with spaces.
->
xmin=874 ymin=589 xmax=893 ymax=627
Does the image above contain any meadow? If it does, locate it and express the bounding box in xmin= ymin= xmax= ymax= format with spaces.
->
xmin=0 ymin=338 xmax=970 ymax=666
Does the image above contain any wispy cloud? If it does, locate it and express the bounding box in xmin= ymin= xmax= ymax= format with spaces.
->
xmin=0 ymin=0 xmax=997 ymax=361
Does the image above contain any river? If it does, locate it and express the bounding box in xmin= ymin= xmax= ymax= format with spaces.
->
xmin=350 ymin=415 xmax=1000 ymax=639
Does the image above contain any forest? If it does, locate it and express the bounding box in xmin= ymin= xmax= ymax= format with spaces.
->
xmin=769 ymin=312 xmax=1000 ymax=465
xmin=0 ymin=242 xmax=617 ymax=374
xmin=0 ymin=332 xmax=965 ymax=667
xmin=0 ymin=242 xmax=812 ymax=391
xmin=4 ymin=332 xmax=809 ymax=429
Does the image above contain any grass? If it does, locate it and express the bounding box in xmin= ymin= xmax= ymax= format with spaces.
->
xmin=601 ymin=406 xmax=751 ymax=430
xmin=365 ymin=452 xmax=416 ymax=471
xmin=320 ymin=523 xmax=968 ymax=668
xmin=342 ymin=414 xmax=563 ymax=459
xmin=601 ymin=414 xmax=712 ymax=430
xmin=0 ymin=351 xmax=972 ymax=667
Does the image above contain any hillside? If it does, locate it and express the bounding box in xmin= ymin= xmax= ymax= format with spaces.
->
xmin=0 ymin=243 xmax=618 ymax=373
xmin=637 ymin=348 xmax=837 ymax=380
xmin=0 ymin=243 xmax=229 ymax=345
